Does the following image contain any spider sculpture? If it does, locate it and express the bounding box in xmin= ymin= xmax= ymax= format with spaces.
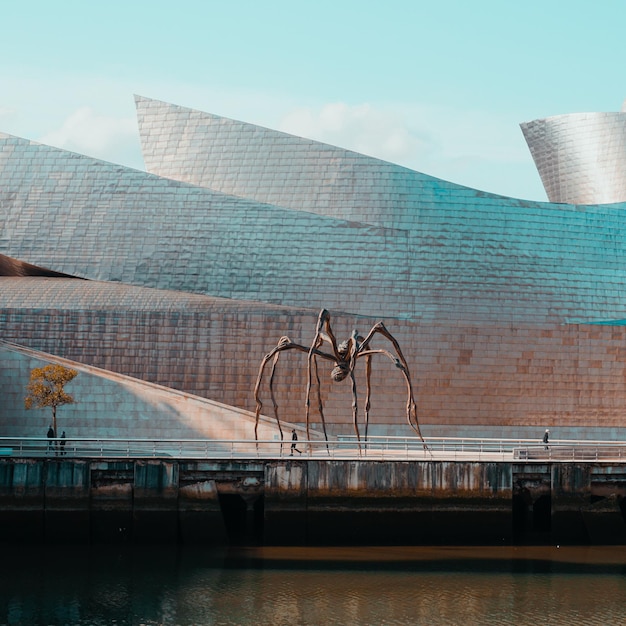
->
xmin=253 ymin=309 xmax=425 ymax=448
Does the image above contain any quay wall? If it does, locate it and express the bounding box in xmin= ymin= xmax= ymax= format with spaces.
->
xmin=1 ymin=457 xmax=626 ymax=546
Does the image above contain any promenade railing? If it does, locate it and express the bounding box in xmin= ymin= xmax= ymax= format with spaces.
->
xmin=1 ymin=436 xmax=626 ymax=462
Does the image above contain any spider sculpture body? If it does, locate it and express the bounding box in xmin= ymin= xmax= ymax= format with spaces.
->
xmin=253 ymin=309 xmax=424 ymax=447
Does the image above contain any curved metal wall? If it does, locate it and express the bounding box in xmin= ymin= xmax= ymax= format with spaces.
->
xmin=521 ymin=111 xmax=626 ymax=205
xmin=3 ymin=98 xmax=626 ymax=438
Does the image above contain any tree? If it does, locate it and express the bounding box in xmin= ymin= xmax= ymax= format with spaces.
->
xmin=24 ymin=364 xmax=78 ymax=435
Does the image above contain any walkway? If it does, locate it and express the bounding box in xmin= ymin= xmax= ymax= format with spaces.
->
xmin=2 ymin=436 xmax=626 ymax=463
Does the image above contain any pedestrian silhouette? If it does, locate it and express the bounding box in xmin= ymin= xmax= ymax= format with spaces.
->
xmin=46 ymin=425 xmax=55 ymax=453
xmin=60 ymin=431 xmax=67 ymax=456
xmin=290 ymin=429 xmax=302 ymax=456
xmin=543 ymin=429 xmax=550 ymax=450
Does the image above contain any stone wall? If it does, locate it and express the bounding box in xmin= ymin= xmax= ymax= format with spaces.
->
xmin=2 ymin=456 xmax=625 ymax=545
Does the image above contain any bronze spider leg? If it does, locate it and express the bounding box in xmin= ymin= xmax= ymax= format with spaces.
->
xmin=254 ymin=336 xmax=290 ymax=443
xmin=314 ymin=319 xmax=363 ymax=450
xmin=360 ymin=348 xmax=425 ymax=445
xmin=305 ymin=340 xmax=320 ymax=443
xmin=364 ymin=353 xmax=372 ymax=441
xmin=349 ymin=368 xmax=363 ymax=452
xmin=358 ymin=322 xmax=426 ymax=446
xmin=305 ymin=309 xmax=343 ymax=442
xmin=267 ymin=351 xmax=284 ymax=448
xmin=309 ymin=351 xmax=330 ymax=449
xmin=345 ymin=331 xmax=362 ymax=450
xmin=316 ymin=309 xmax=341 ymax=357
xmin=255 ymin=333 xmax=336 ymax=446
xmin=254 ymin=337 xmax=313 ymax=441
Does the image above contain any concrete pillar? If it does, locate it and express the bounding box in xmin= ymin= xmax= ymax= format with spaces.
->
xmin=44 ymin=459 xmax=90 ymax=543
xmin=133 ymin=461 xmax=179 ymax=542
xmin=90 ymin=461 xmax=134 ymax=542
xmin=0 ymin=459 xmax=45 ymax=541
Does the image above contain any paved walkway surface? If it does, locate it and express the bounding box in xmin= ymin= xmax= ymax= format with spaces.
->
xmin=3 ymin=437 xmax=626 ymax=463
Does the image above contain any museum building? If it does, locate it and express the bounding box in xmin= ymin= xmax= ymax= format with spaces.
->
xmin=2 ymin=97 xmax=626 ymax=441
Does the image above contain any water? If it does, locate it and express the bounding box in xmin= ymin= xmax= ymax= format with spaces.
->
xmin=2 ymin=544 xmax=626 ymax=625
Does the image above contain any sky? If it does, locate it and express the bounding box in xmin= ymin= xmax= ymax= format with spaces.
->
xmin=1 ymin=0 xmax=625 ymax=202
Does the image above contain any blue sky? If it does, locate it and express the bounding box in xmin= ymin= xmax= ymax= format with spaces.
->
xmin=1 ymin=0 xmax=625 ymax=201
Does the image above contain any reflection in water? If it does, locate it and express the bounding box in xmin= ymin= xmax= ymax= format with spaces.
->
xmin=1 ymin=545 xmax=626 ymax=625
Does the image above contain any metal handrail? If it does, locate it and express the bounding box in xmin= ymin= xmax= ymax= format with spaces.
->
xmin=1 ymin=436 xmax=626 ymax=462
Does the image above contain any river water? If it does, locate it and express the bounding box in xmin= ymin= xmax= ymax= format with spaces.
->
xmin=2 ymin=544 xmax=626 ymax=625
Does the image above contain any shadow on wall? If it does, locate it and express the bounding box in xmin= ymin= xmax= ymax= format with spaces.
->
xmin=0 ymin=341 xmax=282 ymax=441
xmin=0 ymin=253 xmax=82 ymax=278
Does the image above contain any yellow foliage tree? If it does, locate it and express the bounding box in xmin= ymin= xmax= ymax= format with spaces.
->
xmin=24 ymin=364 xmax=78 ymax=435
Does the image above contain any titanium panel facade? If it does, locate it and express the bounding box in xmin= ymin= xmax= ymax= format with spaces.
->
xmin=521 ymin=107 xmax=626 ymax=205
xmin=3 ymin=96 xmax=626 ymax=439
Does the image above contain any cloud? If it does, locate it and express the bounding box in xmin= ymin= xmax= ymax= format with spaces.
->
xmin=38 ymin=107 xmax=143 ymax=169
xmin=279 ymin=102 xmax=434 ymax=165
xmin=25 ymin=94 xmax=545 ymax=201
xmin=276 ymin=100 xmax=546 ymax=200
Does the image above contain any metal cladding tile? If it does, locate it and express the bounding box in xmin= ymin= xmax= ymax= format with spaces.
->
xmin=4 ymin=289 xmax=626 ymax=435
xmin=6 ymin=99 xmax=626 ymax=436
xmin=521 ymin=110 xmax=626 ymax=204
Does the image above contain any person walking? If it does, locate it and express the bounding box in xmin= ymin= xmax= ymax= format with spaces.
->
xmin=60 ymin=431 xmax=67 ymax=456
xmin=290 ymin=429 xmax=302 ymax=456
xmin=46 ymin=425 xmax=55 ymax=454
xmin=543 ymin=429 xmax=550 ymax=450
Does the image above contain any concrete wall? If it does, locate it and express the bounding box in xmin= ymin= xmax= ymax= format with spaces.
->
xmin=1 ymin=457 xmax=625 ymax=546
xmin=265 ymin=460 xmax=513 ymax=545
